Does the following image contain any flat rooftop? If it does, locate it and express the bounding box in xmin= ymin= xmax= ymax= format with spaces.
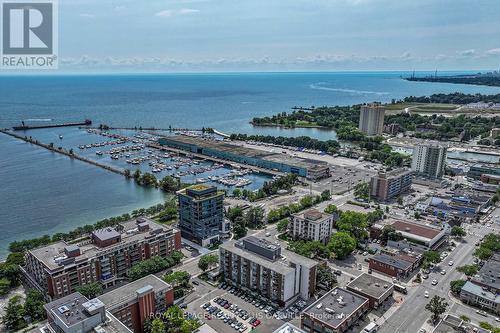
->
xmin=473 ymin=255 xmax=500 ymax=291
xmin=160 ymin=135 xmax=328 ymax=171
xmin=391 ymin=220 xmax=443 ymax=241
xmin=45 ymin=292 xmax=96 ymax=327
xmin=371 ymin=254 xmax=413 ymax=270
xmin=294 ymin=209 xmax=331 ymax=222
xmin=30 ymin=218 xmax=178 ymax=271
xmin=347 ymin=273 xmax=393 ymax=299
xmin=220 ymin=238 xmax=316 ymax=275
xmin=98 ymin=274 xmax=171 ymax=311
xmin=302 ymin=287 xmax=368 ymax=329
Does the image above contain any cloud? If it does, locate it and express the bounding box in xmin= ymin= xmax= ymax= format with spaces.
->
xmin=400 ymin=51 xmax=412 ymax=60
xmin=486 ymin=48 xmax=500 ymax=56
xmin=458 ymin=49 xmax=476 ymax=57
xmin=155 ymin=10 xmax=173 ymax=17
xmin=79 ymin=13 xmax=95 ymax=19
xmin=155 ymin=8 xmax=200 ymax=17
xmin=178 ymin=8 xmax=200 ymax=14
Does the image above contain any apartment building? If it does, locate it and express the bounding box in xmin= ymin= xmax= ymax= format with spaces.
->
xmin=219 ymin=236 xmax=317 ymax=307
xmin=370 ymin=168 xmax=413 ymax=201
xmin=24 ymin=218 xmax=181 ymax=300
xmin=301 ymin=287 xmax=369 ymax=333
xmin=411 ymin=142 xmax=447 ymax=179
xmin=358 ymin=103 xmax=385 ymax=136
xmin=98 ymin=275 xmax=174 ymax=332
xmin=177 ymin=184 xmax=224 ymax=247
xmin=289 ymin=209 xmax=335 ymax=244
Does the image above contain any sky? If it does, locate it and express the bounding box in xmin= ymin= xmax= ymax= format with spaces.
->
xmin=48 ymin=0 xmax=500 ymax=71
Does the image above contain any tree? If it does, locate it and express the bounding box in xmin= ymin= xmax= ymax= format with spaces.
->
xmin=23 ymin=289 xmax=46 ymax=322
xmin=328 ymin=232 xmax=356 ymax=259
xmin=450 ymin=226 xmax=466 ymax=238
xmin=316 ymin=265 xmax=336 ymax=289
xmin=336 ymin=211 xmax=368 ymax=241
xmin=320 ymin=190 xmax=331 ymax=201
xmin=277 ymin=218 xmax=289 ymax=233
xmin=233 ymin=216 xmax=247 ymax=239
xmin=227 ymin=207 xmax=243 ymax=222
xmin=423 ymin=251 xmax=441 ymax=266
xmin=457 ymin=264 xmax=479 ymax=277
xmin=449 ymin=280 xmax=466 ymax=294
xmin=159 ymin=176 xmax=180 ymax=192
xmin=380 ymin=225 xmax=403 ymax=243
xmin=324 ymin=204 xmax=340 ymax=216
xmin=198 ymin=254 xmax=218 ymax=272
xmin=151 ymin=319 xmax=165 ymax=333
xmin=425 ymin=296 xmax=448 ymax=323
xmin=474 ymin=233 xmax=500 ymax=260
xmin=353 ymin=182 xmax=370 ymax=201
xmin=244 ymin=207 xmax=265 ymax=229
xmin=163 ymin=271 xmax=191 ymax=288
xmin=1 ymin=295 xmax=25 ymax=331
xmin=76 ymin=282 xmax=103 ymax=299
xmin=0 ymin=278 xmax=10 ymax=295
xmin=0 ymin=264 xmax=20 ymax=287
xmin=459 ymin=315 xmax=470 ymax=322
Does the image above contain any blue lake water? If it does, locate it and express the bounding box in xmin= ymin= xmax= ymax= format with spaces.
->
xmin=1 ymin=71 xmax=500 ymax=258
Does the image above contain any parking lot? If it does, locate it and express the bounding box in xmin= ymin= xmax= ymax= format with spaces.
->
xmin=196 ymin=282 xmax=312 ymax=333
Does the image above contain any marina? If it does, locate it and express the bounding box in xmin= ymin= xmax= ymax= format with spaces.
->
xmin=1 ymin=126 xmax=274 ymax=192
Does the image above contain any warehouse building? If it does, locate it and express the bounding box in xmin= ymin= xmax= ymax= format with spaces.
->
xmin=158 ymin=135 xmax=330 ymax=180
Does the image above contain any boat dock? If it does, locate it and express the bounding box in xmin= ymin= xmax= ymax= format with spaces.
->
xmin=0 ymin=129 xmax=126 ymax=176
xmin=147 ymin=142 xmax=286 ymax=177
xmin=13 ymin=119 xmax=92 ymax=131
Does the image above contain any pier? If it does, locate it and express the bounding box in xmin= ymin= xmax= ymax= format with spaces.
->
xmin=0 ymin=129 xmax=126 ymax=176
xmin=13 ymin=119 xmax=92 ymax=131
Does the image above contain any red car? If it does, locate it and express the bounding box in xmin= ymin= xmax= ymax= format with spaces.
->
xmin=252 ymin=320 xmax=261 ymax=327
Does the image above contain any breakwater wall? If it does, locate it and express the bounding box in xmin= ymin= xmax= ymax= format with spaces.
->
xmin=0 ymin=129 xmax=126 ymax=176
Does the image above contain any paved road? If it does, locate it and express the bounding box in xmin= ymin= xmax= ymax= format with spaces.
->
xmin=378 ymin=214 xmax=500 ymax=333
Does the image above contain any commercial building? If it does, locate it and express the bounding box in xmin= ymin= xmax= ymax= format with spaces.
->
xmin=219 ymin=236 xmax=318 ymax=307
xmin=369 ymin=254 xmax=415 ymax=278
xmin=43 ymin=292 xmax=131 ymax=333
xmin=177 ymin=184 xmax=224 ymax=247
xmin=468 ymin=163 xmax=500 ymax=180
xmin=158 ymin=135 xmax=330 ymax=180
xmin=346 ymin=273 xmax=394 ymax=309
xmin=471 ymin=254 xmax=500 ymax=294
xmin=460 ymin=281 xmax=500 ymax=314
xmin=370 ymin=168 xmax=413 ymax=201
xmin=24 ymin=218 xmax=181 ymax=300
xmin=289 ymin=209 xmax=335 ymax=244
xmin=301 ymin=287 xmax=369 ymax=333
xmin=358 ymin=103 xmax=385 ymax=136
xmin=391 ymin=220 xmax=446 ymax=249
xmin=411 ymin=142 xmax=447 ymax=179
xmin=98 ymin=275 xmax=174 ymax=332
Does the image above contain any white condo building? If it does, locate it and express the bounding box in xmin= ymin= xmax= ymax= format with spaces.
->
xmin=290 ymin=209 xmax=335 ymax=244
xmin=411 ymin=142 xmax=447 ymax=179
xmin=358 ymin=103 xmax=385 ymax=136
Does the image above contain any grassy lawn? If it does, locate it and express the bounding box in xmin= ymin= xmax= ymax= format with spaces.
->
xmin=294 ymin=120 xmax=322 ymax=127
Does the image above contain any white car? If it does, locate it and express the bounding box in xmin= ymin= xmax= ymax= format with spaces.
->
xmin=424 ymin=291 xmax=429 ymax=298
xmin=448 ymin=261 xmax=454 ymax=266
xmin=441 ymin=270 xmax=446 ymax=275
xmin=432 ymin=279 xmax=438 ymax=285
